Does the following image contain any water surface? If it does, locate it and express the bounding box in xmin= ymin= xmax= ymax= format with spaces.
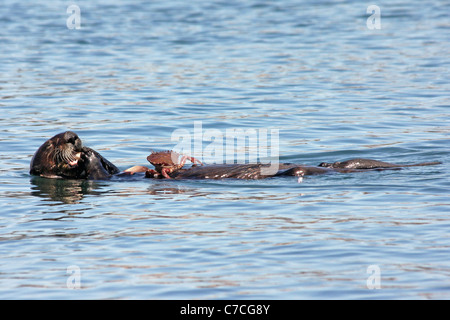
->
xmin=0 ymin=0 xmax=449 ymax=299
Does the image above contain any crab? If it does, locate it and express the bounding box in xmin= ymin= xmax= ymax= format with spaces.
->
xmin=145 ymin=150 xmax=203 ymax=179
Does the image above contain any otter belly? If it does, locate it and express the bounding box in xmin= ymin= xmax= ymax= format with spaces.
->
xmin=168 ymin=163 xmax=330 ymax=180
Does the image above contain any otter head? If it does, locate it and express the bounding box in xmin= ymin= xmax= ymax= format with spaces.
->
xmin=52 ymin=131 xmax=83 ymax=167
xmin=30 ymin=131 xmax=85 ymax=178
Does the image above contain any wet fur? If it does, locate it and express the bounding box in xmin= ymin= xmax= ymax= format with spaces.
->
xmin=318 ymin=158 xmax=442 ymax=169
xmin=31 ymin=132 xmax=441 ymax=180
xmin=30 ymin=131 xmax=119 ymax=179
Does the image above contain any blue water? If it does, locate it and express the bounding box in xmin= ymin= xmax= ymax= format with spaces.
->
xmin=1 ymin=0 xmax=449 ymax=299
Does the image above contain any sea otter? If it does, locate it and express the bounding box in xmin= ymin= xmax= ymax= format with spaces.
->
xmin=30 ymin=132 xmax=441 ymax=180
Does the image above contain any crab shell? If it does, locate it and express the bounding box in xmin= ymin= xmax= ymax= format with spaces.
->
xmin=146 ymin=150 xmax=183 ymax=171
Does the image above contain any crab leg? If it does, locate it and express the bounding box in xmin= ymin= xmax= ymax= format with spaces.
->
xmin=161 ymin=168 xmax=172 ymax=179
xmin=179 ymin=155 xmax=203 ymax=167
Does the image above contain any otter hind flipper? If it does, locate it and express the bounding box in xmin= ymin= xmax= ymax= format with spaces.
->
xmin=319 ymin=158 xmax=442 ymax=169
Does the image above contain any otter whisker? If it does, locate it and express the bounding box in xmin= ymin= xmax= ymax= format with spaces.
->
xmin=51 ymin=144 xmax=78 ymax=166
xmin=52 ymin=148 xmax=62 ymax=163
xmin=63 ymin=152 xmax=73 ymax=164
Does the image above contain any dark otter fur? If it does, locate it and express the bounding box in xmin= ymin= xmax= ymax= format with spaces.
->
xmin=318 ymin=158 xmax=442 ymax=169
xmin=30 ymin=132 xmax=441 ymax=180
xmin=30 ymin=131 xmax=119 ymax=179
xmin=161 ymin=160 xmax=422 ymax=180
xmin=81 ymin=147 xmax=120 ymax=180
xmin=167 ymin=163 xmax=331 ymax=180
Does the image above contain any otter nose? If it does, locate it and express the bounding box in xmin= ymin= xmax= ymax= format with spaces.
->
xmin=64 ymin=131 xmax=83 ymax=151
xmin=74 ymin=138 xmax=83 ymax=150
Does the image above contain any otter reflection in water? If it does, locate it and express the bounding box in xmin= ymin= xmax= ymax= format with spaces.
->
xmin=30 ymin=131 xmax=441 ymax=181
xmin=30 ymin=176 xmax=104 ymax=204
